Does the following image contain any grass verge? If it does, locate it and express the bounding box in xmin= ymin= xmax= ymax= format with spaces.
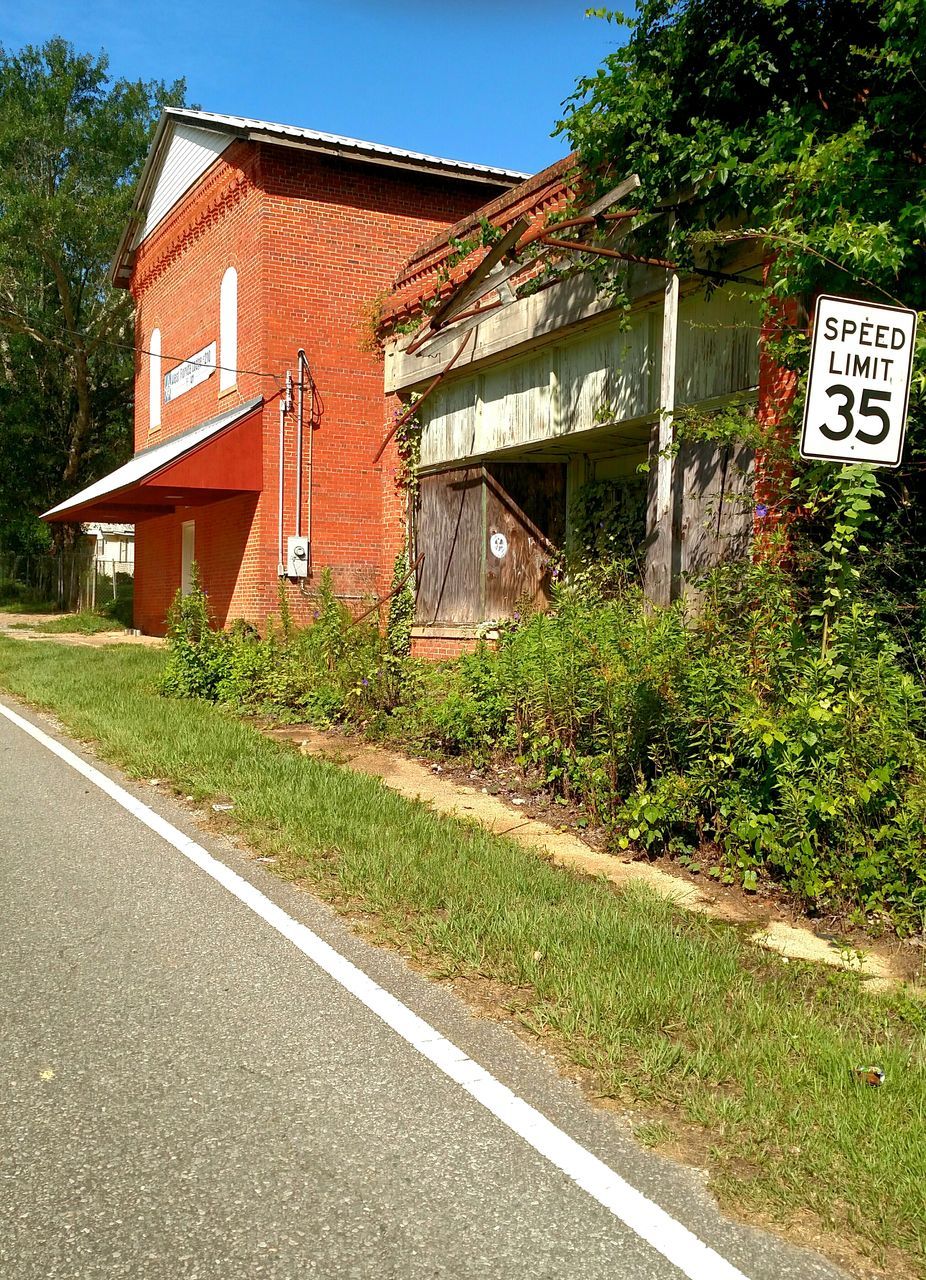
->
xmin=0 ymin=598 xmax=62 ymax=614
xmin=0 ymin=636 xmax=923 ymax=1278
xmin=8 ymin=611 xmax=125 ymax=634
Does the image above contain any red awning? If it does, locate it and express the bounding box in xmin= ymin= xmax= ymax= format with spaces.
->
xmin=43 ymin=398 xmax=263 ymax=523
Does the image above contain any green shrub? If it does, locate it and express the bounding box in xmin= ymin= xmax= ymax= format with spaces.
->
xmin=101 ymin=591 xmax=134 ymax=628
xmin=160 ymin=567 xmax=406 ymax=726
xmin=393 ymin=560 xmax=926 ymax=927
xmin=621 ymin=563 xmax=926 ymax=925
xmin=158 ymin=568 xmax=231 ymax=700
xmin=568 ymin=475 xmax=648 ymax=569
xmin=160 ymin=555 xmax=926 ymax=930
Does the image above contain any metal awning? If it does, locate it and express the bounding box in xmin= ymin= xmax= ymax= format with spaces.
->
xmin=43 ymin=397 xmax=264 ymax=523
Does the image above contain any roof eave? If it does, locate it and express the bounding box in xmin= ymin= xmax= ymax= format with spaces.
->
xmin=110 ymin=109 xmax=173 ymax=288
xmin=110 ymin=107 xmax=528 ymax=287
xmin=241 ymin=127 xmax=526 ymax=187
xmin=42 ymin=396 xmax=264 ymax=521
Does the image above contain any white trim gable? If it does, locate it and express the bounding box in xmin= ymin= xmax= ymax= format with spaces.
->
xmin=136 ymin=123 xmax=233 ymax=245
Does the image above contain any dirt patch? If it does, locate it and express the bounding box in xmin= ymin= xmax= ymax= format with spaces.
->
xmin=0 ymin=613 xmax=164 ymax=648
xmin=0 ymin=611 xmax=70 ymax=627
xmin=265 ymin=722 xmax=919 ymax=992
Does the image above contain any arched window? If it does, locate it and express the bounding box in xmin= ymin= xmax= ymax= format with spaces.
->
xmin=149 ymin=328 xmax=161 ymax=429
xmin=220 ymin=267 xmax=237 ymax=392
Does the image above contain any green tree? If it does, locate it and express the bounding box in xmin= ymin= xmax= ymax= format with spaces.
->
xmin=560 ymin=2 xmax=924 ymax=296
xmin=558 ymin=0 xmax=926 ymax=661
xmin=0 ymin=38 xmax=184 ymax=551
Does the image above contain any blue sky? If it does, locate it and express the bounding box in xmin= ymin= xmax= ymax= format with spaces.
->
xmin=0 ymin=1 xmax=631 ymax=175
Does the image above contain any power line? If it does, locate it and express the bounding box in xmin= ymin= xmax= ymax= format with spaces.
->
xmin=0 ymin=304 xmax=283 ymax=387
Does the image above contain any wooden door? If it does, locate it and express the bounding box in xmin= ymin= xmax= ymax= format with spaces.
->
xmin=415 ymin=467 xmax=484 ymax=625
xmin=484 ymin=470 xmax=556 ymax=618
xmin=415 ymin=464 xmax=561 ymax=626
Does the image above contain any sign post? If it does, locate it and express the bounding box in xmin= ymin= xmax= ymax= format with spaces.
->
xmin=800 ymin=295 xmax=917 ymax=467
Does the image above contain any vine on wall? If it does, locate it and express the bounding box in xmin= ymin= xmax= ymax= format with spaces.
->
xmin=392 ymin=392 xmax=422 ymax=506
xmin=568 ymin=476 xmax=648 ymax=568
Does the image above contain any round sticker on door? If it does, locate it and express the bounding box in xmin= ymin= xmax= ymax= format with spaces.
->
xmin=490 ymin=532 xmax=508 ymax=559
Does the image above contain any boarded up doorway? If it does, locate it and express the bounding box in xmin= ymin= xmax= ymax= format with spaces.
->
xmin=414 ymin=462 xmax=565 ymax=626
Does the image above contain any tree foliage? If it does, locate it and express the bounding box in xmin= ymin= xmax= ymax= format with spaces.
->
xmin=561 ymin=1 xmax=925 ymax=296
xmin=559 ymin=0 xmax=926 ymax=665
xmin=0 ymin=38 xmax=184 ymax=551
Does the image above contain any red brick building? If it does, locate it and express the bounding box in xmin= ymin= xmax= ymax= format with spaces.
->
xmin=44 ymin=109 xmax=524 ymax=633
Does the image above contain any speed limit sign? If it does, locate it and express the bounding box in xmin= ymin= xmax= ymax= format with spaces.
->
xmin=801 ymin=294 xmax=918 ymax=467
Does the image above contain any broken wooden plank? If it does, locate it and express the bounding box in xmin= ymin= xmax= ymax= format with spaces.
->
xmin=426 ymin=218 xmax=529 ymax=330
xmin=406 ymin=177 xmax=643 ymax=358
xmin=407 ymin=252 xmax=550 ymax=355
xmin=582 ymin=172 xmax=642 ymax=219
xmin=540 ymin=236 xmax=676 ymax=269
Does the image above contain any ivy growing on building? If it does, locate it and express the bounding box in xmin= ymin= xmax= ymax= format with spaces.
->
xmin=558 ymin=0 xmax=926 ymax=664
xmin=568 ymin=476 xmax=648 ymax=569
xmin=392 ymin=393 xmax=422 ymax=506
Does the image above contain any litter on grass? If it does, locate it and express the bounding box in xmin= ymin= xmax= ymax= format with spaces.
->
xmin=853 ymin=1066 xmax=885 ymax=1087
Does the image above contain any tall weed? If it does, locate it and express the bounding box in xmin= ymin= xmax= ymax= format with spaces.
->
xmin=161 ymin=560 xmax=926 ymax=929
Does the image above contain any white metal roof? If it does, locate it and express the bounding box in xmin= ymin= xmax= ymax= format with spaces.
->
xmin=111 ymin=108 xmax=529 ymax=284
xmin=43 ymin=397 xmax=263 ymax=520
xmin=168 ymin=108 xmax=530 ymax=183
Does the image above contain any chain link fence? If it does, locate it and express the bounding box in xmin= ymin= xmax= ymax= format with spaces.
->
xmin=0 ymin=547 xmax=134 ymax=618
xmin=87 ymin=559 xmax=134 ymax=621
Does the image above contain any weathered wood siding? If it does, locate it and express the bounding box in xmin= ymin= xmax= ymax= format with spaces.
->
xmin=415 ymin=465 xmax=557 ymax=625
xmin=415 ymin=467 xmax=484 ymax=625
xmin=642 ymin=437 xmax=755 ymax=602
xmin=676 ymin=292 xmax=759 ymax=407
xmin=484 ymin=471 xmax=554 ymax=619
xmin=481 ymin=353 xmax=552 ymax=453
xmin=676 ymin=440 xmax=755 ymax=585
xmin=486 ymin=461 xmax=566 ymax=547
xmin=418 ymin=286 xmax=760 ymax=469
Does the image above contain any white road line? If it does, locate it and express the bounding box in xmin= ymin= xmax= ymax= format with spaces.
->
xmin=0 ymin=698 xmax=750 ymax=1280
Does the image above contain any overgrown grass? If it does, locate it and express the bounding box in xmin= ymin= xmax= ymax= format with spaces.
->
xmin=0 ymin=637 xmax=924 ymax=1276
xmin=0 ymin=597 xmax=62 ymax=614
xmin=9 ymin=610 xmax=125 ymax=634
xmin=164 ymin=561 xmax=926 ymax=932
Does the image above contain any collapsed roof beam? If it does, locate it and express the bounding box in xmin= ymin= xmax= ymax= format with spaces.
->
xmin=403 ymin=175 xmax=643 ymax=358
xmin=539 ymin=237 xmax=676 ymax=270
xmin=421 ymin=218 xmax=529 ymax=332
xmin=538 ymin=237 xmax=762 ymax=287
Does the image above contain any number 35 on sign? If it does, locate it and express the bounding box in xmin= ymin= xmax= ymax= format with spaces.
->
xmin=801 ymin=294 xmax=918 ymax=467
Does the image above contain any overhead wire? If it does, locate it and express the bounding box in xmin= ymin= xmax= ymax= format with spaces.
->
xmin=0 ymin=302 xmax=284 ymax=389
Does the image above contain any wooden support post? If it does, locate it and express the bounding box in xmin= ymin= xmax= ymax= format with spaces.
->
xmin=646 ymin=259 xmax=679 ymax=606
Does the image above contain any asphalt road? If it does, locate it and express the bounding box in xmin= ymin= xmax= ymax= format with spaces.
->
xmin=0 ymin=697 xmax=847 ymax=1280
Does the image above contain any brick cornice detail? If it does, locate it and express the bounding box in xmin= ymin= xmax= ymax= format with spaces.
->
xmin=132 ymin=164 xmax=254 ymax=297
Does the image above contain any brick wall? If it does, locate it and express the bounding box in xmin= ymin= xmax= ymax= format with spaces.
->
xmin=255 ymin=146 xmax=488 ymax=628
xmin=128 ymin=136 xmax=506 ymax=634
xmin=134 ymin=495 xmax=259 ymax=635
xmin=410 ymin=634 xmax=483 ymax=662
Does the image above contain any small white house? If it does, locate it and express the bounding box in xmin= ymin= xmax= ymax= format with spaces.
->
xmin=83 ymin=523 xmax=135 ymax=573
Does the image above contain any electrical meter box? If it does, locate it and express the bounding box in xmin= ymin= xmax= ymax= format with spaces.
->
xmin=286 ymin=536 xmax=310 ymax=578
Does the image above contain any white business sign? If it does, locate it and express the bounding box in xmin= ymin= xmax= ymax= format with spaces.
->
xmin=801 ymin=295 xmax=917 ymax=467
xmin=164 ymin=341 xmax=217 ymax=404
